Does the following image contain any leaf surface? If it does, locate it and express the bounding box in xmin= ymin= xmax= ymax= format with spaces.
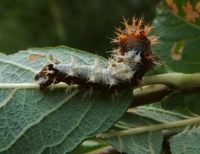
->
xmin=107 ymin=131 xmax=163 ymax=154
xmin=170 ymin=127 xmax=200 ymax=154
xmin=0 ymin=46 xmax=132 ymax=153
xmin=105 ymin=105 xmax=192 ymax=154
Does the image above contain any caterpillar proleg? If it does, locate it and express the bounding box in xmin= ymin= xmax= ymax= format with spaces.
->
xmin=35 ymin=17 xmax=161 ymax=91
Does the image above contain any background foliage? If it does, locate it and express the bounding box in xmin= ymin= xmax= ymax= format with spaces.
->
xmin=0 ymin=0 xmax=159 ymax=54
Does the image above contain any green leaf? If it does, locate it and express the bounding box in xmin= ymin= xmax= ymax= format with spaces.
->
xmin=154 ymin=0 xmax=200 ymax=73
xmin=117 ymin=111 xmax=160 ymax=128
xmin=107 ymin=131 xmax=163 ymax=154
xmin=161 ymin=91 xmax=187 ymax=110
xmin=170 ymin=127 xmax=200 ymax=154
xmin=186 ymin=93 xmax=200 ymax=114
xmin=134 ymin=104 xmax=192 ymax=123
xmin=0 ymin=46 xmax=132 ymax=153
xmin=103 ymin=112 xmax=162 ymax=154
xmin=103 ymin=102 xmax=196 ymax=154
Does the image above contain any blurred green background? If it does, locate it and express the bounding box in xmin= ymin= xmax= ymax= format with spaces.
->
xmin=0 ymin=0 xmax=160 ymax=55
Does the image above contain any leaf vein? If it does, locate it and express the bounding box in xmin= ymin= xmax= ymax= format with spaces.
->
xmin=0 ymin=89 xmax=17 ymax=109
xmin=0 ymin=90 xmax=79 ymax=152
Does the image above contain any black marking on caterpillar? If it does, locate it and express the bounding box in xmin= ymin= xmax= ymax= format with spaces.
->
xmin=35 ymin=17 xmax=161 ymax=92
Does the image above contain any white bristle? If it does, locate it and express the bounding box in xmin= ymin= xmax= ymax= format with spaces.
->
xmin=134 ymin=53 xmax=141 ymax=63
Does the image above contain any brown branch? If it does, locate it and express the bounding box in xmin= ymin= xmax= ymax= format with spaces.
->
xmin=132 ymin=84 xmax=172 ymax=107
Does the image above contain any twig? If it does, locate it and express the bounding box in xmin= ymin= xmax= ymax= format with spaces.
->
xmin=97 ymin=116 xmax=200 ymax=139
xmin=132 ymin=72 xmax=200 ymax=106
xmin=0 ymin=73 xmax=200 ymax=106
xmin=142 ymin=72 xmax=200 ymax=92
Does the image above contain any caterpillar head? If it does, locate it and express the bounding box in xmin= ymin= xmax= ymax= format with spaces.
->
xmin=112 ymin=17 xmax=160 ymax=78
xmin=34 ymin=63 xmax=82 ymax=90
xmin=34 ymin=64 xmax=58 ymax=90
xmin=112 ymin=17 xmax=158 ymax=54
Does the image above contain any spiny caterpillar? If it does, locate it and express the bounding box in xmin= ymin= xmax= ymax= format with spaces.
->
xmin=35 ymin=17 xmax=160 ymax=92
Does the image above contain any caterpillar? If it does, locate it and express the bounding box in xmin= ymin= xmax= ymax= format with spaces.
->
xmin=34 ymin=17 xmax=160 ymax=92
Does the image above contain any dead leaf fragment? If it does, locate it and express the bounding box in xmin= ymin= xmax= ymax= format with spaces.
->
xmin=166 ymin=0 xmax=178 ymax=14
xmin=183 ymin=1 xmax=199 ymax=22
xmin=195 ymin=1 xmax=200 ymax=13
xmin=171 ymin=42 xmax=184 ymax=61
xmin=28 ymin=54 xmax=38 ymax=61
